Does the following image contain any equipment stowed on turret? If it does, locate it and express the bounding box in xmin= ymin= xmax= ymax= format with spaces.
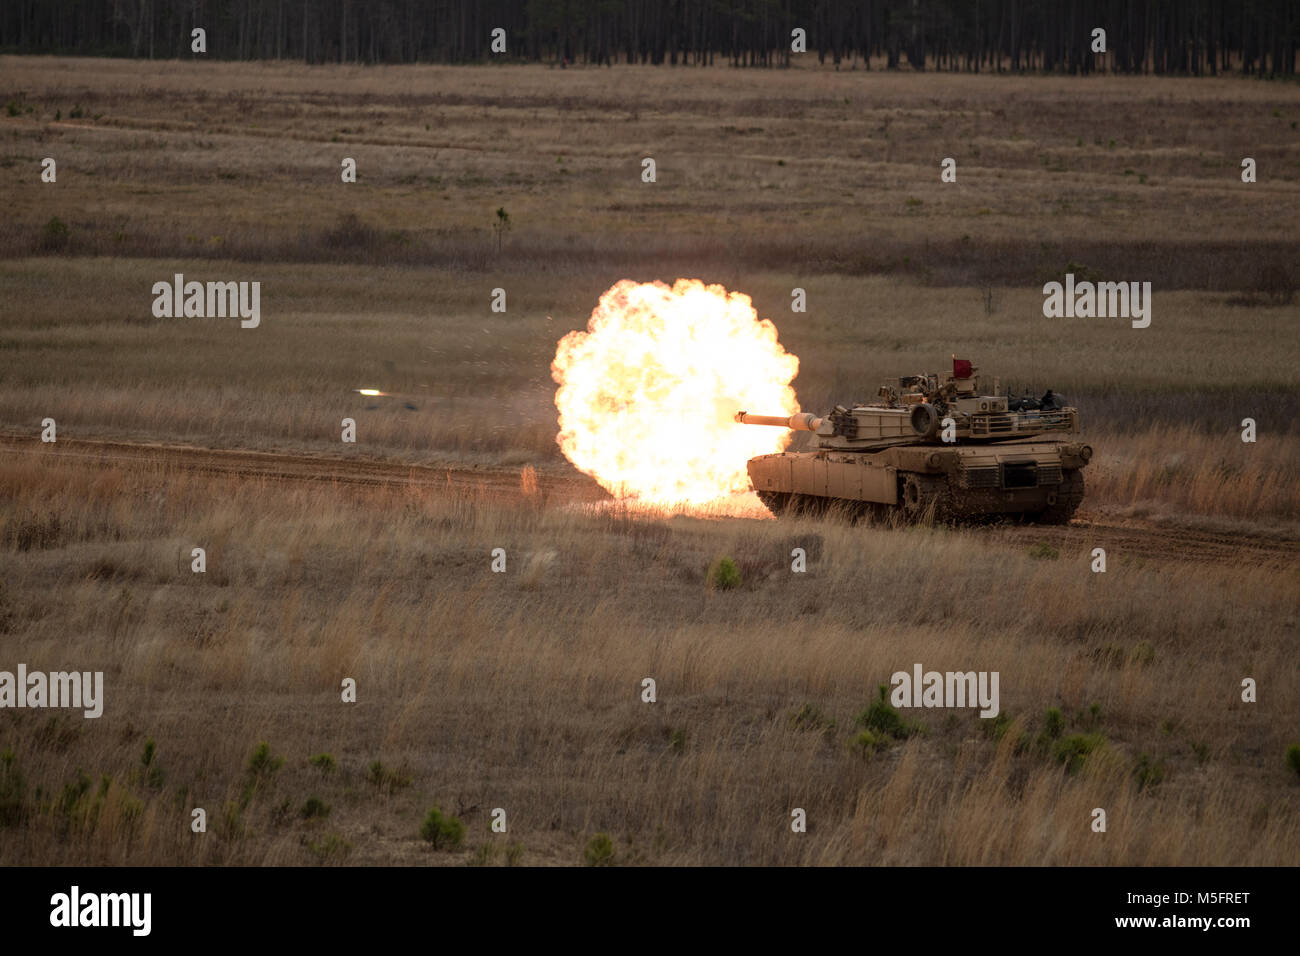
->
xmin=735 ymin=358 xmax=1092 ymax=523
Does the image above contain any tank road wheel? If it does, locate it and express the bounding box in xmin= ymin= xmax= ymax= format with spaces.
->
xmin=755 ymin=491 xmax=791 ymax=517
xmin=900 ymin=473 xmax=952 ymax=522
xmin=1036 ymin=470 xmax=1084 ymax=524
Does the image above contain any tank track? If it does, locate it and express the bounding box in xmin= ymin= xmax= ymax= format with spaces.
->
xmin=757 ymin=470 xmax=1083 ymax=525
xmin=755 ymin=491 xmax=832 ymax=517
xmin=755 ymin=490 xmax=790 ymax=517
xmin=755 ymin=490 xmax=887 ymax=523
xmin=901 ymin=473 xmax=953 ymax=521
xmin=1036 ymin=469 xmax=1084 ymax=524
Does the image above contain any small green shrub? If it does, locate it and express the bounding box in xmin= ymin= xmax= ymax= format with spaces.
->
xmin=855 ymin=684 xmax=919 ymax=740
xmin=848 ymin=730 xmax=881 ymax=758
xmin=1054 ymin=733 xmax=1106 ymax=774
xmin=789 ymin=703 xmax=833 ymax=732
xmin=324 ymin=211 xmax=377 ymax=249
xmin=1064 ymin=260 xmax=1104 ymax=283
xmin=306 ymin=833 xmax=351 ymax=862
xmin=1028 ymin=542 xmax=1059 ymax=560
xmin=53 ymin=770 xmax=94 ymax=834
xmin=39 ymin=216 xmax=70 ymax=252
xmin=1257 ymin=263 xmax=1295 ymax=306
xmin=583 ymin=832 xmax=615 ymax=866
xmin=368 ymin=760 xmax=412 ymax=792
xmin=976 ymin=711 xmax=1028 ymax=753
xmin=504 ymin=842 xmax=524 ymax=866
xmin=1286 ymin=744 xmax=1300 ymax=780
xmin=420 ymin=806 xmax=465 ymax=850
xmin=221 ymin=800 xmax=246 ymax=839
xmin=492 ymin=206 xmax=511 ymax=252
xmin=270 ymin=798 xmax=294 ymax=826
xmin=57 ymin=771 xmax=92 ymax=814
xmin=301 ymin=796 xmax=331 ymax=819
xmin=707 ymin=556 xmax=741 ymax=590
xmin=1129 ymin=642 xmax=1155 ymax=666
xmin=1133 ymin=753 xmax=1166 ymax=791
xmin=984 ymin=712 xmax=1014 ymax=742
xmin=468 ymin=842 xmax=497 ymax=866
xmin=247 ymin=742 xmax=284 ymax=777
xmin=115 ymin=792 xmax=144 ymax=829
xmin=308 ymin=753 xmax=336 ymax=775
xmin=0 ymin=750 xmax=27 ymax=827
xmin=141 ymin=738 xmax=164 ymax=789
xmin=239 ymin=742 xmax=284 ymax=807
xmin=1033 ymin=707 xmax=1065 ymax=753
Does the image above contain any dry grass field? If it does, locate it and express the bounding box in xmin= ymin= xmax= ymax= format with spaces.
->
xmin=1 ymin=259 xmax=1296 ymax=519
xmin=2 ymin=57 xmax=1298 ymax=274
xmin=0 ymin=57 xmax=1298 ymax=865
xmin=0 ymin=453 xmax=1296 ymax=865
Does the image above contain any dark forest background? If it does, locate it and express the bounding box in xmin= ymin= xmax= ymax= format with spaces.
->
xmin=1 ymin=0 xmax=1297 ymax=75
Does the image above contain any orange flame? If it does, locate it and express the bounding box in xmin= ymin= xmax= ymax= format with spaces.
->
xmin=552 ymin=279 xmax=801 ymax=505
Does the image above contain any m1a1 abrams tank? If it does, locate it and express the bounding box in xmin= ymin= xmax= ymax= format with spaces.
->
xmin=735 ymin=359 xmax=1092 ymax=523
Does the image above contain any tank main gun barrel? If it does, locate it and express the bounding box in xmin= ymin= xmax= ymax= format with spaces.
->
xmin=734 ymin=411 xmax=823 ymax=432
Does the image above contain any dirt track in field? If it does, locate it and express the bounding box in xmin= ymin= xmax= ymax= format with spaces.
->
xmin=4 ymin=433 xmax=1296 ymax=568
xmin=982 ymin=512 xmax=1298 ymax=568
xmin=0 ymin=432 xmax=607 ymax=504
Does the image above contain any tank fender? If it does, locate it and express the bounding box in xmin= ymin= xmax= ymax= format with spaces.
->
xmin=1059 ymin=443 xmax=1094 ymax=470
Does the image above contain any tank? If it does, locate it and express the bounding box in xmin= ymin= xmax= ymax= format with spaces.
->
xmin=735 ymin=359 xmax=1092 ymax=523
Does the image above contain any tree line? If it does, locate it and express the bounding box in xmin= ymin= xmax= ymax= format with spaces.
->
xmin=1 ymin=0 xmax=1295 ymax=76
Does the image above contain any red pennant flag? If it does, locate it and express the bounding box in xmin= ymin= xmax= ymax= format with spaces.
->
xmin=953 ymin=358 xmax=973 ymax=379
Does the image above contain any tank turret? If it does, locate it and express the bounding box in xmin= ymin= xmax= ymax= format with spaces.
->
xmin=737 ymin=359 xmax=1078 ymax=451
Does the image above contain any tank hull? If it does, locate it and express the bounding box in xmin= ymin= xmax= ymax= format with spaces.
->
xmin=747 ymin=440 xmax=1089 ymax=522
